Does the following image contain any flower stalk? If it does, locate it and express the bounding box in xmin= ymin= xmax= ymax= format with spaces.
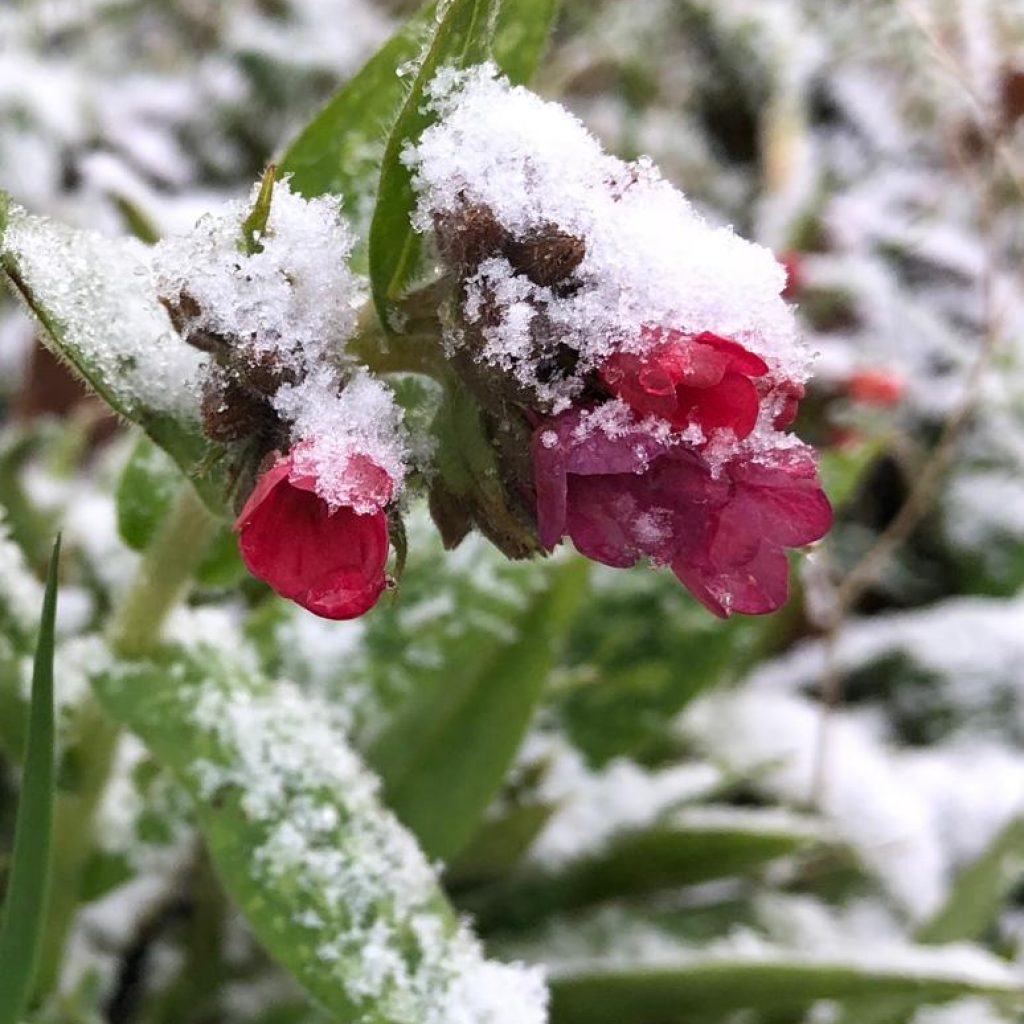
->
xmin=35 ymin=482 xmax=218 ymax=997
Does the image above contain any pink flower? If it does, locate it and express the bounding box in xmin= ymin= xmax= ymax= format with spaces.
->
xmin=600 ymin=328 xmax=770 ymax=440
xmin=532 ymin=410 xmax=832 ymax=617
xmin=234 ymin=444 xmax=393 ymax=620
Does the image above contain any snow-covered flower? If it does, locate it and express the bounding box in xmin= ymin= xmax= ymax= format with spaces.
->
xmin=410 ymin=65 xmax=831 ymax=615
xmin=234 ymin=443 xmax=393 ymax=620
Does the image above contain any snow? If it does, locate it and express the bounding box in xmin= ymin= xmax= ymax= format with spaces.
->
xmin=408 ymin=64 xmax=809 ymax=438
xmin=180 ymin=651 xmax=548 ymax=1024
xmin=524 ymin=733 xmax=722 ymax=866
xmin=1 ymin=202 xmax=208 ymax=421
xmin=0 ymin=509 xmax=44 ymax=637
xmin=153 ymin=179 xmax=408 ymax=507
xmin=681 ymin=680 xmax=1024 ymax=921
xmin=510 ymin=901 xmax=1021 ymax=991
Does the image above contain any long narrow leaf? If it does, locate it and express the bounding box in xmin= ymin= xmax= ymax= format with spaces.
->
xmin=463 ymin=810 xmax=828 ymax=932
xmin=368 ymin=0 xmax=500 ymax=330
xmin=370 ymin=559 xmax=587 ymax=861
xmin=549 ymin=956 xmax=1022 ymax=1024
xmin=280 ymin=3 xmax=438 ymax=224
xmin=0 ymin=537 xmax=60 ymax=1023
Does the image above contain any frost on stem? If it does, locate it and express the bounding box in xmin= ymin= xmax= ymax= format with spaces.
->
xmin=152 ymin=179 xmax=408 ymax=619
xmin=407 ymin=66 xmax=831 ymax=616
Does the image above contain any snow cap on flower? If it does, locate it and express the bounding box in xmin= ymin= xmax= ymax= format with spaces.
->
xmin=152 ymin=177 xmax=362 ymax=382
xmin=408 ymin=64 xmax=809 ymax=441
xmin=406 ymin=65 xmax=829 ymax=614
xmin=154 ymin=180 xmax=408 ymax=618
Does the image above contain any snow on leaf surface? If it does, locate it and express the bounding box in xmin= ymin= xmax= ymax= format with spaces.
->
xmin=93 ymin=623 xmax=548 ymax=1024
xmin=0 ymin=197 xmax=206 ymax=423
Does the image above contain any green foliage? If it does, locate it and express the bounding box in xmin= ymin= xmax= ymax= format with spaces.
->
xmin=548 ymin=957 xmax=1021 ymax=1024
xmin=116 ymin=434 xmax=245 ymax=586
xmin=116 ymin=434 xmax=180 ymax=552
xmin=280 ymin=2 xmax=440 ymax=254
xmin=0 ymin=538 xmax=58 ymax=1023
xmin=368 ymin=0 xmax=557 ymax=330
xmin=370 ymin=558 xmax=587 ymax=860
xmin=369 ymin=0 xmax=502 ymax=329
xmin=93 ymin=642 xmax=466 ymax=1023
xmin=556 ymin=570 xmax=767 ymax=766
xmin=463 ymin=810 xmax=829 ymax=933
xmin=918 ymin=815 xmax=1024 ymax=944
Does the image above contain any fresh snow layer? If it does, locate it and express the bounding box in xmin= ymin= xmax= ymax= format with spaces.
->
xmin=152 ymin=179 xmax=407 ymax=507
xmin=157 ymin=619 xmax=548 ymax=1024
xmin=1 ymin=203 xmax=207 ymax=420
xmin=408 ymin=64 xmax=809 ymax=447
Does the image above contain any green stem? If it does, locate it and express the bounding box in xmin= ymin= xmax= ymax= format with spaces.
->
xmin=34 ymin=483 xmax=218 ymax=999
xmin=107 ymin=484 xmax=217 ymax=659
xmin=348 ymin=286 xmax=449 ymax=378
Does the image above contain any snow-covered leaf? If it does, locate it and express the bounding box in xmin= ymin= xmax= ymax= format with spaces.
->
xmin=367 ymin=0 xmax=558 ymax=331
xmin=92 ymin=637 xmax=548 ymax=1024
xmin=463 ymin=807 xmax=831 ymax=933
xmin=368 ymin=0 xmax=502 ymax=329
xmin=547 ymin=948 xmax=1022 ymax=1024
xmin=0 ymin=194 xmax=226 ymax=512
xmin=370 ymin=558 xmax=587 ymax=861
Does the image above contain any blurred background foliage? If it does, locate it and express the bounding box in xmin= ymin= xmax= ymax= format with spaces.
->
xmin=2 ymin=1 xmax=1024 ymax=1023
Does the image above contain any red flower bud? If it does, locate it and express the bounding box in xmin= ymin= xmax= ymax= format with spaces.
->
xmin=847 ymin=369 xmax=905 ymax=407
xmin=234 ymin=444 xmax=393 ymax=620
xmin=601 ymin=328 xmax=769 ymax=440
xmin=778 ymin=251 xmax=803 ymax=300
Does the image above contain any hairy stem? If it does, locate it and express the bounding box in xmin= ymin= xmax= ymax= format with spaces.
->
xmin=35 ymin=483 xmax=218 ymax=999
xmin=107 ymin=484 xmax=218 ymax=658
xmin=348 ymin=284 xmax=450 ymax=378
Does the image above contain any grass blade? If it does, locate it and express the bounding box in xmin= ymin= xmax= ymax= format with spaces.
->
xmin=0 ymin=536 xmax=60 ymax=1023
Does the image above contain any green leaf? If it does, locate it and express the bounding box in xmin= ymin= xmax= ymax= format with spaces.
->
xmin=819 ymin=436 xmax=887 ymax=511
xmin=280 ymin=2 xmax=439 ymax=255
xmin=116 ymin=435 xmax=181 ymax=552
xmin=0 ymin=537 xmax=59 ymax=1023
xmin=463 ymin=809 xmax=828 ymax=932
xmin=369 ymin=0 xmax=501 ymax=329
xmin=92 ymin=642 xmax=539 ymax=1024
xmin=492 ymin=0 xmax=561 ymax=84
xmin=919 ymin=815 xmax=1024 ymax=945
xmin=448 ymin=801 xmax=556 ymax=886
xmin=370 ymin=558 xmax=587 ymax=861
xmin=0 ymin=194 xmax=226 ymax=513
xmin=548 ymin=956 xmax=1023 ymax=1024
xmin=241 ymin=164 xmax=277 ymax=255
xmin=116 ymin=434 xmax=244 ymax=585
xmin=557 ymin=570 xmax=768 ymax=766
